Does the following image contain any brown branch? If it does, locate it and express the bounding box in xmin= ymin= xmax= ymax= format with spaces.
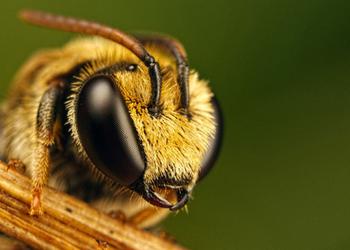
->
xmin=0 ymin=162 xmax=187 ymax=250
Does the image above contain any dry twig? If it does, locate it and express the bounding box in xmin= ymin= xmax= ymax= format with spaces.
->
xmin=0 ymin=162 xmax=187 ymax=250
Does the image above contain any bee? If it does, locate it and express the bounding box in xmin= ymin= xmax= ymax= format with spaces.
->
xmin=0 ymin=10 xmax=223 ymax=228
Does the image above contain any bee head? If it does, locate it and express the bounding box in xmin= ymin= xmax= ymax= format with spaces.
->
xmin=19 ymin=10 xmax=223 ymax=210
xmin=71 ymin=59 xmax=222 ymax=211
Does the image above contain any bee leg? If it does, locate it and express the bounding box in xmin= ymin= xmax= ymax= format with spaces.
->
xmin=30 ymin=84 xmax=63 ymax=216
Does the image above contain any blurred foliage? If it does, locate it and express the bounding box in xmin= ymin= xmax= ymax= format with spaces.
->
xmin=2 ymin=1 xmax=350 ymax=250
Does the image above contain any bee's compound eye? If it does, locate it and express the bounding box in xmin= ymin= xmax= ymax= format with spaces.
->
xmin=197 ymin=97 xmax=223 ymax=182
xmin=76 ymin=75 xmax=145 ymax=186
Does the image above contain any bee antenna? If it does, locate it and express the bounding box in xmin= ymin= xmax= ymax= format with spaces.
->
xmin=19 ymin=10 xmax=161 ymax=116
xmin=135 ymin=35 xmax=190 ymax=114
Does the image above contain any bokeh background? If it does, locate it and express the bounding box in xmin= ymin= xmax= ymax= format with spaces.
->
xmin=2 ymin=1 xmax=350 ymax=250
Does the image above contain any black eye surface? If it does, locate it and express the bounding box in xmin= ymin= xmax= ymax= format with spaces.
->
xmin=76 ymin=75 xmax=145 ymax=186
xmin=197 ymin=97 xmax=223 ymax=182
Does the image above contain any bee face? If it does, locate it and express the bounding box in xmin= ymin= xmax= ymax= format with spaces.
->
xmin=67 ymin=48 xmax=222 ymax=210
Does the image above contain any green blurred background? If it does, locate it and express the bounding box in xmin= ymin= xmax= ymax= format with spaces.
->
xmin=2 ymin=1 xmax=350 ymax=249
